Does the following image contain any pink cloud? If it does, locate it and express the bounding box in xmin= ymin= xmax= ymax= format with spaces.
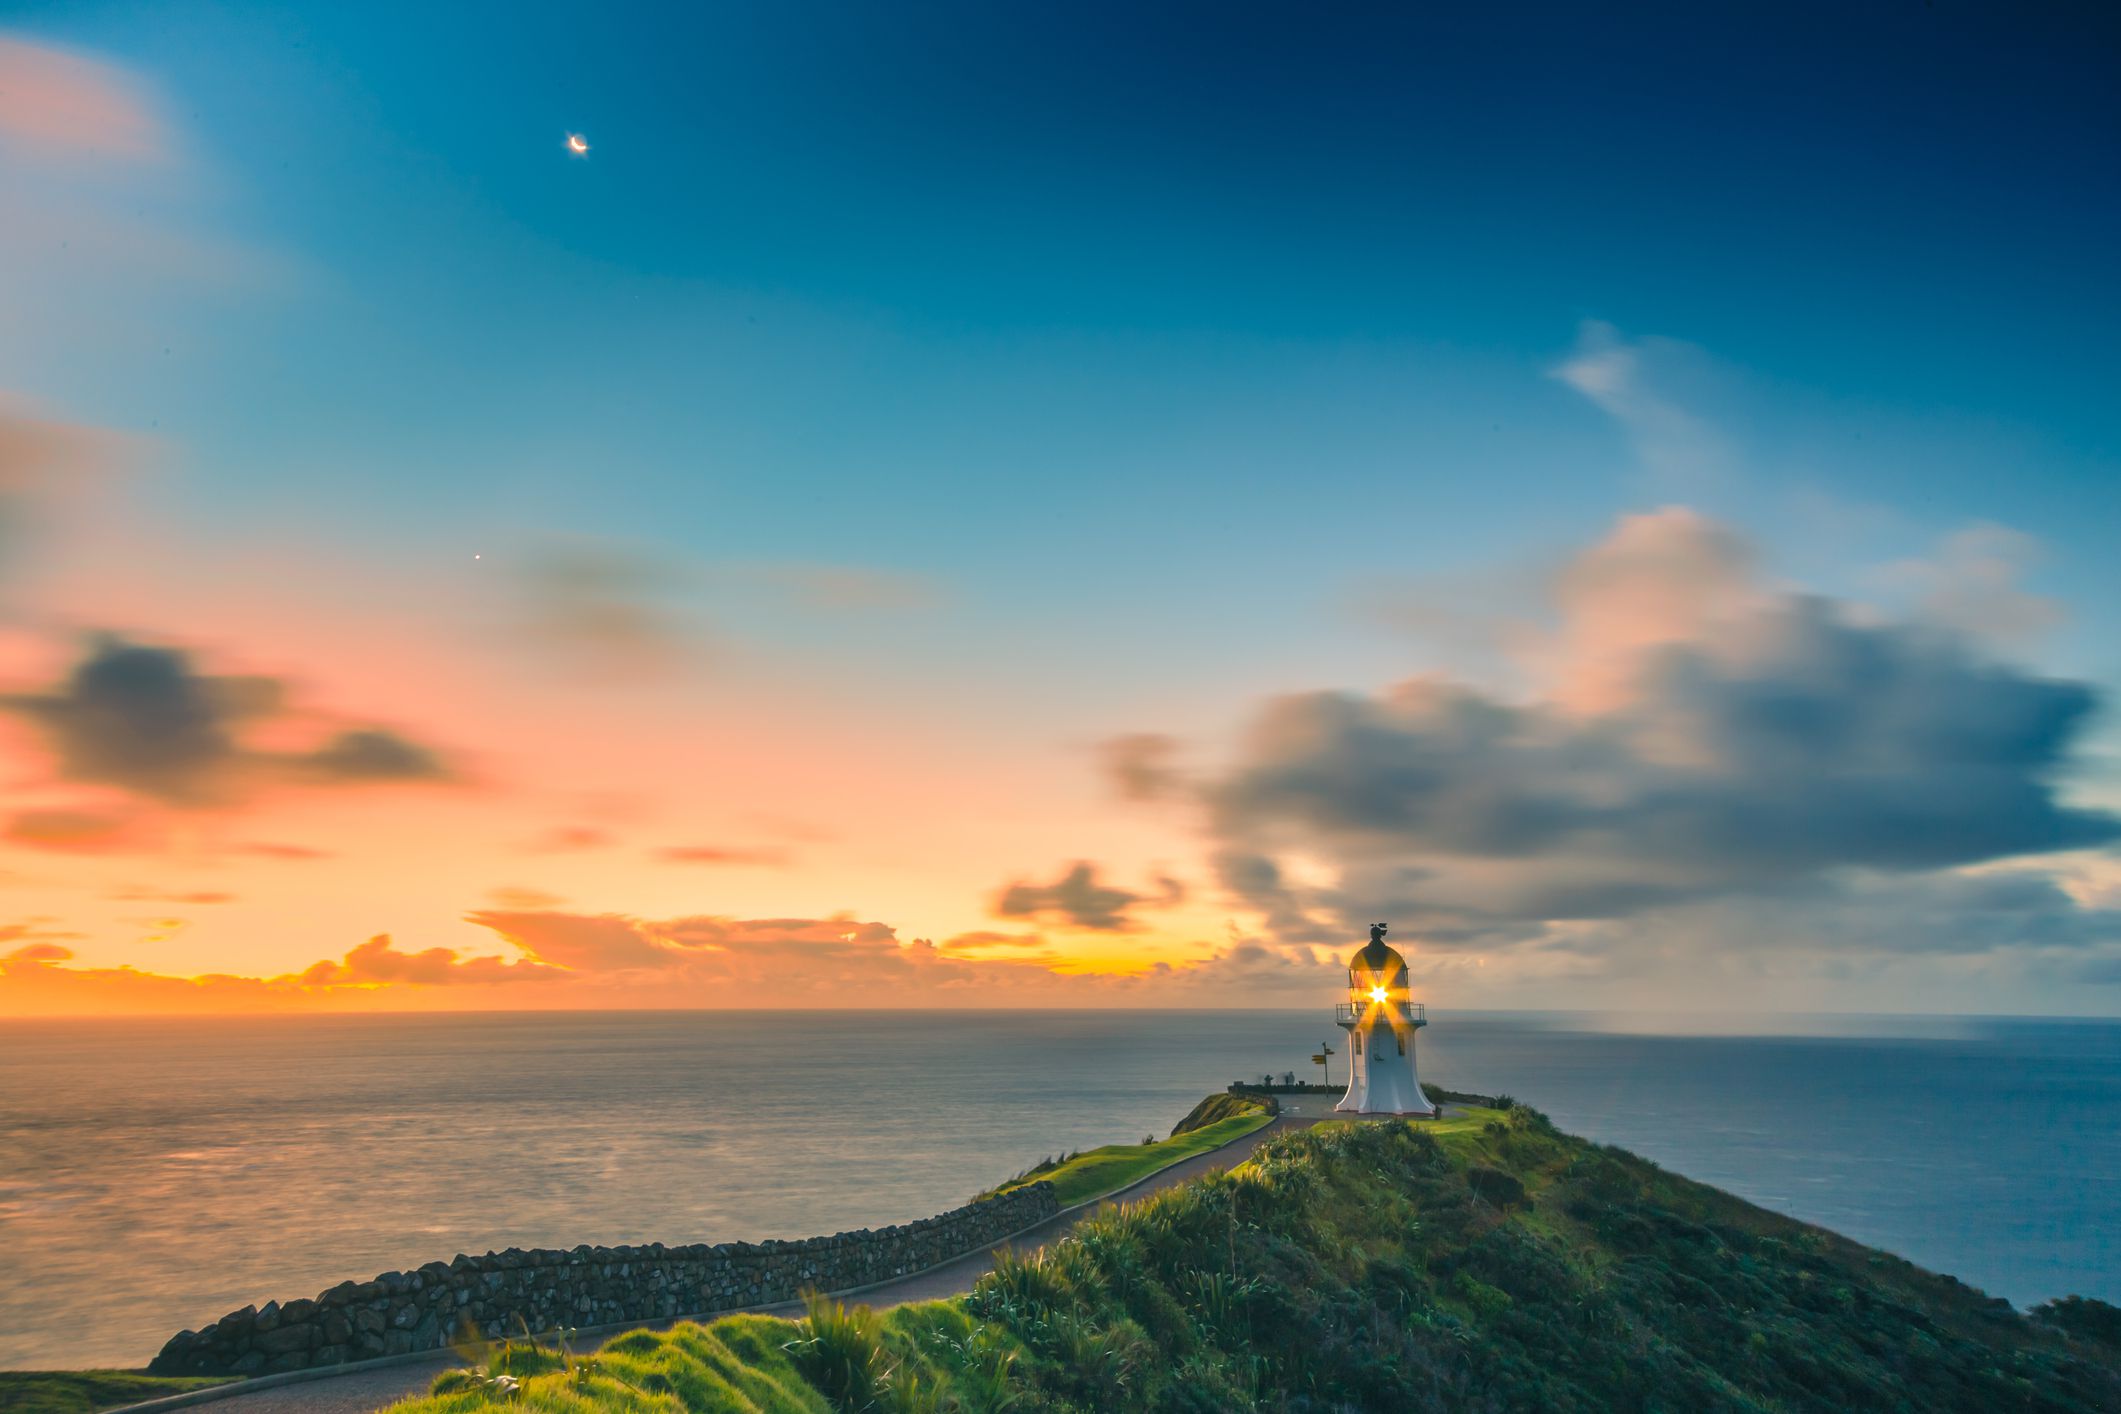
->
xmin=521 ymin=826 xmax=614 ymax=853
xmin=0 ymin=35 xmax=166 ymax=163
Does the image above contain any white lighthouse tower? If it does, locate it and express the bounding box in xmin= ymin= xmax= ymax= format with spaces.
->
xmin=1334 ymin=923 xmax=1436 ymax=1116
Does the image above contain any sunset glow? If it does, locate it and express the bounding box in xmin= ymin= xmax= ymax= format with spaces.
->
xmin=1 ymin=11 xmax=2117 ymax=1021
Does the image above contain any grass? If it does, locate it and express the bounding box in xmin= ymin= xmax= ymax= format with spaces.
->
xmin=980 ymin=1108 xmax=1274 ymax=1207
xmin=0 ymin=1371 xmax=233 ymax=1414
xmin=422 ymin=1317 xmax=832 ymax=1414
xmin=377 ymin=1094 xmax=2121 ymax=1413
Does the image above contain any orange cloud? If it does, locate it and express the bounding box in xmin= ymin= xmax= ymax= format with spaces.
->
xmin=653 ymin=844 xmax=792 ymax=867
xmin=0 ymin=932 xmax=560 ymax=1015
xmin=4 ymin=808 xmax=146 ymax=853
xmin=230 ymin=841 xmax=332 ymax=860
xmin=0 ymin=35 xmax=167 ymax=163
xmin=521 ymin=826 xmax=613 ymax=853
xmin=0 ymin=905 xmax=1331 ymax=1014
xmin=463 ymin=909 xmax=694 ymax=971
xmin=486 ymin=885 xmax=568 ymax=909
xmin=104 ymin=886 xmax=237 ymax=905
xmin=298 ymin=934 xmax=563 ymax=987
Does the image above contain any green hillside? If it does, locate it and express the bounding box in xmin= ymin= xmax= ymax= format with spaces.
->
xmin=386 ymin=1102 xmax=2121 ymax=1413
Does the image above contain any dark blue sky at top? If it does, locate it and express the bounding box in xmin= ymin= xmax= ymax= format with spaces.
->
xmin=238 ymin=0 xmax=2119 ymax=384
xmin=13 ymin=0 xmax=2121 ymax=714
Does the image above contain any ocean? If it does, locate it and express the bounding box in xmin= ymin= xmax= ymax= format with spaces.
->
xmin=1 ymin=1009 xmax=2116 ymax=1370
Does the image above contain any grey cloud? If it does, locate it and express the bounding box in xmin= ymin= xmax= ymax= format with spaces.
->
xmin=513 ymin=539 xmax=702 ymax=678
xmin=506 ymin=539 xmax=945 ymax=680
xmin=1197 ymin=522 xmax=2117 ymax=950
xmin=993 ymin=861 xmax=1147 ymax=932
xmin=303 ymin=729 xmax=449 ymax=782
xmin=4 ymin=634 xmax=454 ymax=805
xmin=4 ymin=636 xmax=276 ymax=803
xmin=1099 ymin=733 xmax=1184 ymax=802
xmin=1548 ymin=869 xmax=2121 ymax=986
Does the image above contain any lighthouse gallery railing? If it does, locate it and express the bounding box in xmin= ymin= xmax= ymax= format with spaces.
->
xmin=1335 ymin=1000 xmax=1425 ymax=1026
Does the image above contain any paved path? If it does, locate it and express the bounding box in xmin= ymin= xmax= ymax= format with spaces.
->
xmin=181 ymin=1112 xmax=1316 ymax=1414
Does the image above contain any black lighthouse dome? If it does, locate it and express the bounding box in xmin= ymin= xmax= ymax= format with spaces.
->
xmin=1350 ymin=923 xmax=1409 ymax=991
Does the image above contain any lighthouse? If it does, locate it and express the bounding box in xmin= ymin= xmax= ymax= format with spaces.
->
xmin=1334 ymin=923 xmax=1436 ymax=1116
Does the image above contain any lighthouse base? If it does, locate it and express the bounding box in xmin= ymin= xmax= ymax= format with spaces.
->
xmin=1335 ymin=1022 xmax=1436 ymax=1116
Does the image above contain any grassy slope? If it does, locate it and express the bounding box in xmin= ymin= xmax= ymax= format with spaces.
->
xmin=978 ymin=1107 xmax=1273 ymax=1207
xmin=374 ymin=1102 xmax=2121 ymax=1412
xmin=0 ymin=1372 xmax=232 ymax=1414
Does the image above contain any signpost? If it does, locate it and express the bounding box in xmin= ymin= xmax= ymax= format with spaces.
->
xmin=1312 ymin=1042 xmax=1336 ymax=1086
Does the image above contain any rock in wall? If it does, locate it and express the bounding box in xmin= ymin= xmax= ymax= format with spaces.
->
xmin=148 ymin=1182 xmax=1058 ymax=1376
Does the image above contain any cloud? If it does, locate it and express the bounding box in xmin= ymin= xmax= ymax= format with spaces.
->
xmin=466 ymin=908 xmax=952 ymax=982
xmin=1531 ymin=505 xmax=1762 ymax=712
xmin=4 ymin=636 xmax=274 ymax=803
xmin=1552 ymin=321 xmax=1736 ymax=488
xmin=1098 ymin=733 xmax=1184 ymax=802
xmin=105 ymin=886 xmax=235 ymax=905
xmin=0 ymin=402 xmax=128 ymax=591
xmin=0 ymin=35 xmax=167 ymax=163
xmin=229 ymin=841 xmax=331 ymax=860
xmin=301 ymin=728 xmax=450 ymax=782
xmin=4 ymin=808 xmax=146 ymax=854
xmin=298 ymin=934 xmax=563 ymax=987
xmin=0 ymin=902 xmax=1353 ymax=1014
xmin=0 ymin=32 xmax=298 ymax=371
xmin=1191 ymin=509 xmax=2120 ymax=950
xmin=723 ymin=562 xmax=944 ymax=613
xmin=993 ymin=861 xmax=1151 ymax=931
xmin=3 ymin=634 xmax=455 ymax=805
xmin=506 ymin=538 xmax=945 ymax=676
xmin=653 ymin=844 xmax=792 ymax=867
xmin=521 ymin=825 xmax=614 ymax=853
xmin=938 ymin=930 xmax=1051 ymax=952
xmin=0 ymin=917 xmax=81 ymax=946
xmin=0 ymin=932 xmax=563 ymax=1014
xmin=463 ymin=909 xmax=683 ymax=971
xmin=512 ymin=538 xmax=703 ymax=678
xmin=486 ymin=885 xmax=568 ymax=909
xmin=1515 ymin=867 xmax=2121 ymax=1001
xmin=1874 ymin=523 xmax=2063 ymax=650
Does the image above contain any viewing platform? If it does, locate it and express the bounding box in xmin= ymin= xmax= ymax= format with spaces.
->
xmin=1335 ymin=999 xmax=1425 ymax=1027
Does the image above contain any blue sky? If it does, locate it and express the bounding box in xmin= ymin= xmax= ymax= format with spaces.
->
xmin=2 ymin=1 xmax=2119 ymax=1012
xmin=21 ymin=3 xmax=2119 ymax=622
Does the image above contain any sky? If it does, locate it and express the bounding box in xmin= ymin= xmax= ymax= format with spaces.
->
xmin=1 ymin=0 xmax=2118 ymax=1015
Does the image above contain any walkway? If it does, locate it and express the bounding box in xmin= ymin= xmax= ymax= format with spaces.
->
xmin=173 ymin=1112 xmax=1315 ymax=1414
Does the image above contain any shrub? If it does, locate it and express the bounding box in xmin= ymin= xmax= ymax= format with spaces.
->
xmin=784 ymin=1292 xmax=893 ymax=1413
xmin=1466 ymin=1165 xmax=1527 ymax=1210
xmin=2034 ymin=1296 xmax=2121 ymax=1351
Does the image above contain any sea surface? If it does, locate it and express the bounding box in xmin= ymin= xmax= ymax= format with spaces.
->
xmin=2 ymin=1009 xmax=2117 ymax=1369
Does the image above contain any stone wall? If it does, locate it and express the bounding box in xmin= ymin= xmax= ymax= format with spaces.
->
xmin=149 ymin=1182 xmax=1058 ymax=1377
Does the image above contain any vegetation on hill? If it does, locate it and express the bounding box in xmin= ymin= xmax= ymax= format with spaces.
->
xmin=0 ymin=1371 xmax=232 ymax=1414
xmin=1167 ymin=1092 xmax=1267 ymax=1136
xmin=387 ymin=1101 xmax=2121 ymax=1413
xmin=972 ymin=1105 xmax=1272 ymax=1208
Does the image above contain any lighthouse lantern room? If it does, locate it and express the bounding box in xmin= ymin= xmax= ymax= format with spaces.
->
xmin=1334 ymin=923 xmax=1436 ymax=1116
